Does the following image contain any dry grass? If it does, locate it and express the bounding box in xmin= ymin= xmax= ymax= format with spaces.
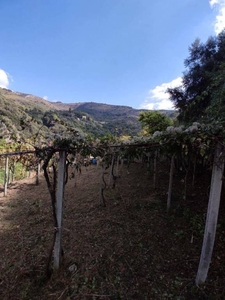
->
xmin=0 ymin=163 xmax=225 ymax=299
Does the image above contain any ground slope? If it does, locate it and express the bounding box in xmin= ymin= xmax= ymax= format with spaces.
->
xmin=0 ymin=163 xmax=225 ymax=299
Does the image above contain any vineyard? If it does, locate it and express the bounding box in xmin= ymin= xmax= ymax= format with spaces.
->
xmin=0 ymin=121 xmax=225 ymax=299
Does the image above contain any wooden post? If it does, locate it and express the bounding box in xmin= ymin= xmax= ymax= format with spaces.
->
xmin=53 ymin=151 xmax=66 ymax=269
xmin=108 ymin=154 xmax=115 ymax=188
xmin=8 ymin=170 xmax=11 ymax=185
xmin=116 ymin=155 xmax=120 ymax=177
xmin=120 ymin=158 xmax=124 ymax=172
xmin=11 ymin=160 xmax=15 ymax=183
xmin=153 ymin=151 xmax=157 ymax=189
xmin=27 ymin=168 xmax=31 ymax=178
xmin=8 ymin=159 xmax=11 ymax=185
xmin=99 ymin=166 xmax=104 ymax=205
xmin=146 ymin=152 xmax=150 ymax=175
xmin=4 ymin=156 xmax=9 ymax=197
xmin=36 ymin=162 xmax=41 ymax=186
xmin=192 ymin=155 xmax=197 ymax=187
xmin=99 ymin=166 xmax=107 ymax=207
xmin=196 ymin=142 xmax=224 ymax=285
xmin=167 ymin=155 xmax=175 ymax=212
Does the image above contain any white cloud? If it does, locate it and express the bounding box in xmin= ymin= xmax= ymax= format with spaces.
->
xmin=209 ymin=0 xmax=225 ymax=34
xmin=210 ymin=0 xmax=220 ymax=6
xmin=50 ymin=99 xmax=60 ymax=102
xmin=0 ymin=69 xmax=9 ymax=88
xmin=43 ymin=95 xmax=48 ymax=100
xmin=140 ymin=77 xmax=182 ymax=110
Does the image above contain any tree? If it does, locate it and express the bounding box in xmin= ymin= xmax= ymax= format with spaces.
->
xmin=139 ymin=111 xmax=172 ymax=135
xmin=205 ymin=62 xmax=225 ymax=121
xmin=167 ymin=30 xmax=225 ymax=123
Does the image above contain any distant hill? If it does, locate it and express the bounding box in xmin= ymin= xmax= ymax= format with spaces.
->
xmin=53 ymin=101 xmax=176 ymax=136
xmin=0 ymin=87 xmax=176 ymax=142
xmin=73 ymin=102 xmax=143 ymax=136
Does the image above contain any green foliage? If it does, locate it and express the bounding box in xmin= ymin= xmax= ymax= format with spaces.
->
xmin=204 ymin=62 xmax=225 ymax=121
xmin=0 ymin=161 xmax=28 ymax=185
xmin=183 ymin=208 xmax=205 ymax=236
xmin=0 ymin=170 xmax=4 ymax=184
xmin=139 ymin=111 xmax=172 ymax=135
xmin=0 ymin=87 xmax=177 ymax=140
xmin=167 ymin=30 xmax=225 ymax=124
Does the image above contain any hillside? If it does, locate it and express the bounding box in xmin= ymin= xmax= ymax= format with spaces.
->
xmin=74 ymin=102 xmax=143 ymax=136
xmin=0 ymin=88 xmax=105 ymax=141
xmin=0 ymin=87 xmax=175 ymax=141
xmin=53 ymin=101 xmax=176 ymax=136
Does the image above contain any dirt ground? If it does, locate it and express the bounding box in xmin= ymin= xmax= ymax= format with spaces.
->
xmin=0 ymin=161 xmax=225 ymax=299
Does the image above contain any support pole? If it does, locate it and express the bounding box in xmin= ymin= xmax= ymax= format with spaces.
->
xmin=53 ymin=151 xmax=66 ymax=269
xmin=146 ymin=152 xmax=150 ymax=175
xmin=116 ymin=154 xmax=120 ymax=177
xmin=4 ymin=156 xmax=9 ymax=197
xmin=108 ymin=154 xmax=115 ymax=188
xmin=36 ymin=162 xmax=41 ymax=186
xmin=167 ymin=155 xmax=175 ymax=212
xmin=11 ymin=160 xmax=15 ymax=183
xmin=153 ymin=151 xmax=157 ymax=189
xmin=196 ymin=142 xmax=224 ymax=285
xmin=120 ymin=158 xmax=124 ymax=172
xmin=99 ymin=167 xmax=107 ymax=207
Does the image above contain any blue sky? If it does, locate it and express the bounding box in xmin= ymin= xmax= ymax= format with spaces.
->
xmin=0 ymin=0 xmax=225 ymax=110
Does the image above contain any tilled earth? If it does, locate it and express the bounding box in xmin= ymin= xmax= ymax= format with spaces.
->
xmin=0 ymin=162 xmax=225 ymax=299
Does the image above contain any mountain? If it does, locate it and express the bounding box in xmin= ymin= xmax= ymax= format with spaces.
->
xmin=0 ymin=88 xmax=105 ymax=141
xmin=67 ymin=102 xmax=143 ymax=136
xmin=0 ymin=87 xmax=176 ymax=142
xmin=53 ymin=102 xmax=176 ymax=136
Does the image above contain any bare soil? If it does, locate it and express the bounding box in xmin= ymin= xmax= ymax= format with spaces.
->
xmin=0 ymin=162 xmax=225 ymax=299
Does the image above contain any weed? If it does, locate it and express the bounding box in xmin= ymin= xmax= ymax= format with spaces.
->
xmin=20 ymin=282 xmax=32 ymax=299
xmin=183 ymin=208 xmax=205 ymax=236
xmin=174 ymin=230 xmax=185 ymax=239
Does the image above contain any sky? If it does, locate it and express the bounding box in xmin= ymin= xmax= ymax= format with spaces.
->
xmin=0 ymin=0 xmax=225 ymax=110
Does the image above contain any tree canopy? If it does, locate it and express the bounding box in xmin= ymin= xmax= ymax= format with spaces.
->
xmin=139 ymin=111 xmax=172 ymax=135
xmin=167 ymin=30 xmax=225 ymax=124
